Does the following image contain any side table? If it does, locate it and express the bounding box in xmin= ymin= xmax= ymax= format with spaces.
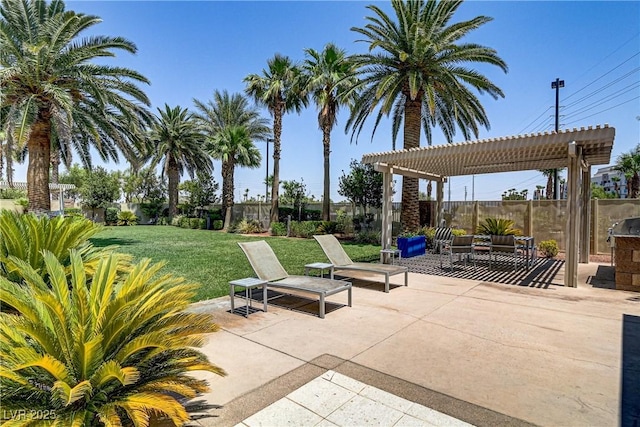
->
xmin=304 ymin=262 xmax=334 ymax=279
xmin=229 ymin=277 xmax=268 ymax=317
xmin=380 ymin=248 xmax=401 ymax=264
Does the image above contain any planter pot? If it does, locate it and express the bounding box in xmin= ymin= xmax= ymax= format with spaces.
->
xmin=397 ymin=235 xmax=426 ymax=258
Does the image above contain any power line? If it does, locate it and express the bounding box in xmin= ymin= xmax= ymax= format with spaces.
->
xmin=564 ymin=52 xmax=640 ymax=102
xmin=564 ymin=68 xmax=640 ymax=109
xmin=516 ymin=106 xmax=553 ymax=135
xmin=563 ymin=82 xmax=640 ymax=120
xmin=564 ymin=95 xmax=640 ymax=126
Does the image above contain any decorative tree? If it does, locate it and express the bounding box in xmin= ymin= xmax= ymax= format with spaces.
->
xmin=338 ymin=160 xmax=383 ymax=215
xmin=80 ymin=167 xmax=121 ymax=219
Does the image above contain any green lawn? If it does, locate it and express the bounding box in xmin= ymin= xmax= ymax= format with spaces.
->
xmin=90 ymin=226 xmax=381 ymax=302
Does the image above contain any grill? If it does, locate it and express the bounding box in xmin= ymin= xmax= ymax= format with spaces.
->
xmin=610 ymin=217 xmax=640 ymax=292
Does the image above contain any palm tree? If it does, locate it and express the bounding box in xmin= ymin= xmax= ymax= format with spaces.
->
xmin=193 ymin=90 xmax=269 ymax=229
xmin=347 ymin=0 xmax=507 ymax=231
xmin=540 ymin=169 xmax=555 ymax=200
xmin=208 ymin=126 xmax=262 ymax=229
xmin=303 ymin=43 xmax=357 ymax=221
xmin=149 ymin=105 xmax=212 ymax=217
xmin=0 ymin=0 xmax=152 ymax=212
xmin=245 ymin=54 xmax=308 ymax=223
xmin=614 ymin=145 xmax=640 ymax=198
xmin=611 ymin=175 xmax=621 ymax=198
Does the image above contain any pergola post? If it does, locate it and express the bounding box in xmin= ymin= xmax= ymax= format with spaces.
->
xmin=580 ymin=165 xmax=591 ymax=263
xmin=565 ymin=143 xmax=582 ymax=287
xmin=436 ymin=180 xmax=444 ymax=227
xmin=380 ymin=168 xmax=394 ymax=262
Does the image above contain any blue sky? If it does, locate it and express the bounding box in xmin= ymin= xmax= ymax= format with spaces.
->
xmin=17 ymin=1 xmax=640 ymax=201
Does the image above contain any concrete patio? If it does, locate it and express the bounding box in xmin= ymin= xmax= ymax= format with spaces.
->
xmin=187 ymin=261 xmax=640 ymax=426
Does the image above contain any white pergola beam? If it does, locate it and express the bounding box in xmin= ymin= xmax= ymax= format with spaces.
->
xmin=373 ymin=163 xmax=443 ymax=182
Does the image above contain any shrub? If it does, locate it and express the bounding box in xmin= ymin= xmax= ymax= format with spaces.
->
xmin=212 ymin=219 xmax=223 ymax=230
xmin=335 ymin=209 xmax=353 ymax=235
xmin=198 ymin=218 xmax=207 ymax=229
xmin=117 ymin=210 xmax=138 ymax=226
xmin=105 ymin=207 xmax=119 ymax=225
xmin=64 ymin=207 xmax=83 ymax=217
xmin=0 ymin=251 xmax=225 ymax=426
xmin=318 ymin=221 xmax=338 ymax=235
xmin=171 ymin=215 xmax=184 ymax=227
xmin=180 ymin=216 xmax=191 ymax=228
xmin=190 ymin=217 xmax=201 ymax=229
xmin=476 ymin=218 xmax=522 ymax=236
xmin=539 ymin=239 xmax=559 ymax=258
xmin=158 ymin=216 xmax=170 ymax=225
xmin=235 ymin=219 xmax=262 ymax=234
xmin=270 ymin=222 xmax=287 ymax=236
xmin=354 ymin=230 xmax=381 ymax=245
xmin=0 ymin=210 xmax=109 ymax=282
xmin=0 ymin=188 xmax=26 ymax=199
xmin=290 ymin=221 xmax=320 ymax=238
xmin=209 ymin=209 xmax=223 ymax=221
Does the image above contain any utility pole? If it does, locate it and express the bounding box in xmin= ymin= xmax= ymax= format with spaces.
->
xmin=551 ymin=78 xmax=564 ymax=199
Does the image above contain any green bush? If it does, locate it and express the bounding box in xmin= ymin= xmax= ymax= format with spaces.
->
xmin=65 ymin=207 xmax=82 ymax=215
xmin=270 ymin=222 xmax=287 ymax=236
xmin=354 ymin=230 xmax=381 ymax=245
xmin=0 ymin=251 xmax=225 ymax=425
xmin=105 ymin=207 xmax=119 ymax=225
xmin=290 ymin=221 xmax=320 ymax=238
xmin=212 ymin=219 xmax=223 ymax=230
xmin=318 ymin=221 xmax=338 ymax=235
xmin=538 ymin=239 xmax=559 ymax=258
xmin=335 ymin=209 xmax=353 ymax=235
xmin=476 ymin=218 xmax=522 ymax=236
xmin=235 ymin=219 xmax=262 ymax=234
xmin=117 ymin=210 xmax=138 ymax=226
xmin=0 ymin=188 xmax=27 ymax=199
xmin=190 ymin=218 xmax=200 ymax=229
xmin=180 ymin=216 xmax=191 ymax=228
xmin=209 ymin=209 xmax=223 ymax=221
xmin=198 ymin=218 xmax=207 ymax=229
xmin=171 ymin=215 xmax=183 ymax=227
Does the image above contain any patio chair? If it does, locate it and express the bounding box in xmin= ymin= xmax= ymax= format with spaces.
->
xmin=237 ymin=241 xmax=352 ymax=319
xmin=440 ymin=235 xmax=476 ymax=271
xmin=489 ymin=235 xmax=520 ymax=271
xmin=432 ymin=227 xmax=453 ymax=253
xmin=313 ymin=234 xmax=408 ymax=293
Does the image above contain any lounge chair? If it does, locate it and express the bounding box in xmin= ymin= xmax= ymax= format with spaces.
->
xmin=313 ymin=234 xmax=408 ymax=293
xmin=237 ymin=241 xmax=352 ymax=319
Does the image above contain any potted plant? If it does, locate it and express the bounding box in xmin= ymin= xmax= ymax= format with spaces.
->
xmin=397 ymin=231 xmax=426 ymax=258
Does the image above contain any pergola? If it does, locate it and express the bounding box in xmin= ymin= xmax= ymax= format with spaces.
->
xmin=361 ymin=124 xmax=616 ymax=288
xmin=0 ymin=181 xmax=76 ymax=214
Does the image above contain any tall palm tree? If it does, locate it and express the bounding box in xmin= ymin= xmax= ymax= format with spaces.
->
xmin=347 ymin=0 xmax=507 ymax=231
xmin=614 ymin=145 xmax=640 ymax=199
xmin=149 ymin=105 xmax=212 ymax=217
xmin=0 ymin=0 xmax=152 ymax=211
xmin=245 ymin=54 xmax=308 ymax=223
xmin=540 ymin=169 xmax=555 ymax=200
xmin=208 ymin=126 xmax=262 ymax=229
xmin=303 ymin=43 xmax=357 ymax=221
xmin=193 ymin=90 xmax=270 ymax=229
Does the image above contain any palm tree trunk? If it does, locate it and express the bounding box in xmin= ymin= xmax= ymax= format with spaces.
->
xmin=222 ymin=160 xmax=235 ymax=230
xmin=400 ymin=95 xmax=422 ymax=231
xmin=167 ymin=156 xmax=179 ymax=217
xmin=546 ymin=175 xmax=553 ymax=200
xmin=632 ymin=173 xmax=640 ymax=199
xmin=50 ymin=147 xmax=60 ymax=184
xmin=322 ymin=124 xmax=331 ymax=221
xmin=270 ymin=102 xmax=284 ymax=224
xmin=27 ymin=108 xmax=52 ymax=212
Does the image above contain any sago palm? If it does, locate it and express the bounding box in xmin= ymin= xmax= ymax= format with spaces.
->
xmin=193 ymin=90 xmax=270 ymax=228
xmin=0 ymin=210 xmax=118 ymax=283
xmin=149 ymin=104 xmax=212 ymax=217
xmin=0 ymin=251 xmax=225 ymax=426
xmin=0 ymin=0 xmax=152 ymax=212
xmin=244 ymin=54 xmax=308 ymax=223
xmin=303 ymin=43 xmax=357 ymax=221
xmin=347 ymin=0 xmax=507 ymax=231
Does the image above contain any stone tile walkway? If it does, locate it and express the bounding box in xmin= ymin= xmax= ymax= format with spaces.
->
xmin=237 ymin=370 xmax=473 ymax=427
